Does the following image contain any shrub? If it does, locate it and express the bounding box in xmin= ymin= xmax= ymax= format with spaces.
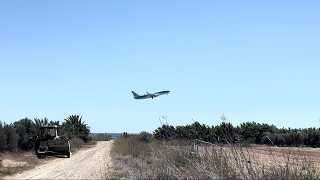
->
xmin=138 ymin=131 xmax=152 ymax=143
xmin=70 ymin=138 xmax=85 ymax=150
xmin=112 ymin=136 xmax=150 ymax=158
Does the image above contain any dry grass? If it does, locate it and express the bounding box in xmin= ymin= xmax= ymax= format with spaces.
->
xmin=110 ymin=137 xmax=320 ymax=180
xmin=70 ymin=138 xmax=97 ymax=153
xmin=0 ymin=151 xmax=41 ymax=177
xmin=195 ymin=144 xmax=320 ymax=179
xmin=239 ymin=145 xmax=320 ymax=173
xmin=110 ymin=137 xmax=220 ymax=179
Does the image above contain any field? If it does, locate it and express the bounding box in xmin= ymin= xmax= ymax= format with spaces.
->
xmin=0 ymin=151 xmax=41 ymax=177
xmin=243 ymin=145 xmax=320 ymax=170
xmin=110 ymin=136 xmax=320 ymax=179
xmin=1 ymin=136 xmax=320 ymax=179
xmin=196 ymin=144 xmax=320 ymax=178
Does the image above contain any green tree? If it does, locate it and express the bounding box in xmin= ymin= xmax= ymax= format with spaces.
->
xmin=138 ymin=131 xmax=152 ymax=143
xmin=14 ymin=118 xmax=37 ymax=150
xmin=213 ymin=122 xmax=238 ymax=143
xmin=62 ymin=115 xmax=90 ymax=142
xmin=154 ymin=124 xmax=176 ymax=140
xmin=14 ymin=123 xmax=28 ymax=150
xmin=4 ymin=123 xmax=19 ymax=152
xmin=239 ymin=122 xmax=276 ymax=144
xmin=0 ymin=121 xmax=7 ymax=151
xmin=33 ymin=118 xmax=49 ymax=133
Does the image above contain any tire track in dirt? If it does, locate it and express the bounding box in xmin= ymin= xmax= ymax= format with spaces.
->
xmin=4 ymin=141 xmax=113 ymax=180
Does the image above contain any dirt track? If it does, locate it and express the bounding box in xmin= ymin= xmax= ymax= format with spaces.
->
xmin=4 ymin=141 xmax=113 ymax=180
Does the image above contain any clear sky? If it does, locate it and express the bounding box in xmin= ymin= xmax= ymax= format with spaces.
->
xmin=1 ymin=1 xmax=320 ymax=133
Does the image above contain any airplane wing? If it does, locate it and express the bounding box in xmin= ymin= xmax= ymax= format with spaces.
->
xmin=146 ymin=91 xmax=159 ymax=98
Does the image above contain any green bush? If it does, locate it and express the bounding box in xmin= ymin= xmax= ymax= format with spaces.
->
xmin=70 ymin=138 xmax=85 ymax=150
xmin=138 ymin=131 xmax=152 ymax=143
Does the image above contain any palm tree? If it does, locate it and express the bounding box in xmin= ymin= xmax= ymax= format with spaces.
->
xmin=34 ymin=118 xmax=49 ymax=128
xmin=62 ymin=115 xmax=90 ymax=142
xmin=33 ymin=118 xmax=50 ymax=136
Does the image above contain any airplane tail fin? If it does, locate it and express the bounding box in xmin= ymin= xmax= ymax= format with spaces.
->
xmin=132 ymin=91 xmax=139 ymax=98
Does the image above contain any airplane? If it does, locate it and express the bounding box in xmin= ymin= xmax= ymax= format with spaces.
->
xmin=132 ymin=90 xmax=170 ymax=99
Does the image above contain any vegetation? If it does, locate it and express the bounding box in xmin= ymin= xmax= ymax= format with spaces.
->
xmin=154 ymin=118 xmax=320 ymax=147
xmin=110 ymin=115 xmax=320 ymax=179
xmin=111 ymin=130 xmax=320 ymax=179
xmin=0 ymin=115 xmax=91 ymax=152
xmin=0 ymin=151 xmax=41 ymax=177
xmin=62 ymin=115 xmax=90 ymax=142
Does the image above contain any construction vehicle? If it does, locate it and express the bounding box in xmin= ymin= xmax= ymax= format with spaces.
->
xmin=35 ymin=125 xmax=71 ymax=158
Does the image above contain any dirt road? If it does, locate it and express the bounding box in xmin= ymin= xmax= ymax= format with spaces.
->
xmin=5 ymin=141 xmax=113 ymax=180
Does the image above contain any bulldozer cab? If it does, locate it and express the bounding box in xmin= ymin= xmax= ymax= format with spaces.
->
xmin=40 ymin=125 xmax=58 ymax=140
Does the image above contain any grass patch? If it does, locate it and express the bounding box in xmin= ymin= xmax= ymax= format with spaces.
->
xmin=111 ymin=136 xmax=151 ymax=158
xmin=0 ymin=166 xmax=24 ymax=176
xmin=70 ymin=138 xmax=97 ymax=152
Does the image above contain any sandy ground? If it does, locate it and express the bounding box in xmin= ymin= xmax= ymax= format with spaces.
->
xmin=4 ymin=141 xmax=113 ymax=180
xmin=248 ymin=145 xmax=320 ymax=170
xmin=197 ymin=144 xmax=320 ymax=171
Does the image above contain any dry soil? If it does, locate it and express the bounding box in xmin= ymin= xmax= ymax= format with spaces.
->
xmin=4 ymin=141 xmax=113 ymax=180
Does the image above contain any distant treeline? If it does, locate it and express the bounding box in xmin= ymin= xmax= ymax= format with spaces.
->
xmin=154 ymin=120 xmax=320 ymax=147
xmin=90 ymin=133 xmax=137 ymax=139
xmin=0 ymin=115 xmax=90 ymax=152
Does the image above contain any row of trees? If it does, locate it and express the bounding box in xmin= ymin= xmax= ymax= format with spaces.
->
xmin=153 ymin=119 xmax=320 ymax=147
xmin=0 ymin=115 xmax=90 ymax=152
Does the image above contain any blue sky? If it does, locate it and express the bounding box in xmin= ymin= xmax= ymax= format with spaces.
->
xmin=1 ymin=1 xmax=320 ymax=133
